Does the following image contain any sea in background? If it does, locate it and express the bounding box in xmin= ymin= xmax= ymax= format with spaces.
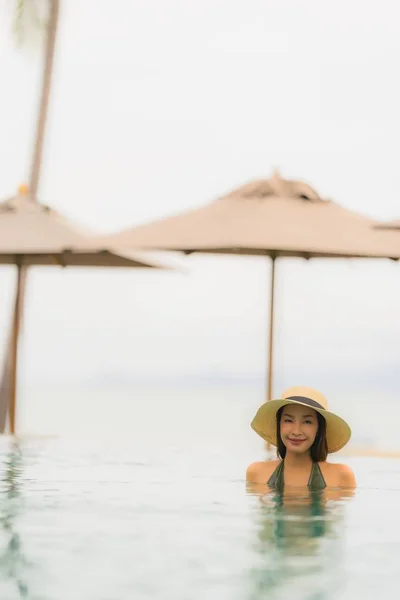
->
xmin=0 ymin=382 xmax=398 ymax=599
xmin=15 ymin=380 xmax=397 ymax=452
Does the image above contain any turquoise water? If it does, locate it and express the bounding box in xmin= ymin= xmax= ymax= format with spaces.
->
xmin=0 ymin=436 xmax=398 ymax=600
xmin=0 ymin=385 xmax=398 ymax=599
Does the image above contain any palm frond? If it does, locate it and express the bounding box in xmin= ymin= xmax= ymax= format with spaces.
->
xmin=12 ymin=0 xmax=50 ymax=47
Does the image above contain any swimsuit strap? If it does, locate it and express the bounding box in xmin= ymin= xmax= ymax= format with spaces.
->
xmin=267 ymin=461 xmax=284 ymax=491
xmin=307 ymin=461 xmax=327 ymax=490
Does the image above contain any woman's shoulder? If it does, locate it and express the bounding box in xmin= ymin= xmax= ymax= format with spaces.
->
xmin=246 ymin=459 xmax=281 ymax=483
xmin=320 ymin=461 xmax=356 ymax=487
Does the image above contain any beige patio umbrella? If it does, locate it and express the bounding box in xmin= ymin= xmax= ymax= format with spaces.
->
xmin=0 ymin=186 xmax=174 ymax=434
xmin=98 ymin=170 xmax=400 ymax=402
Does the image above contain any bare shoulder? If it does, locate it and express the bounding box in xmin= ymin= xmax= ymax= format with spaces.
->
xmin=246 ymin=460 xmax=280 ymax=483
xmin=337 ymin=463 xmax=356 ymax=487
xmin=323 ymin=461 xmax=356 ymax=487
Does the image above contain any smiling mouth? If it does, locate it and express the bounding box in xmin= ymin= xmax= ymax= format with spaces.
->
xmin=288 ymin=438 xmax=306 ymax=444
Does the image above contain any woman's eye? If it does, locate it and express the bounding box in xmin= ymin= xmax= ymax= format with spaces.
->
xmin=304 ymin=420 xmax=312 ymax=424
xmin=284 ymin=418 xmax=292 ymax=423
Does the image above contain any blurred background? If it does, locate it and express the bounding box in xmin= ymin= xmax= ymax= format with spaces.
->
xmin=1 ymin=0 xmax=400 ymax=448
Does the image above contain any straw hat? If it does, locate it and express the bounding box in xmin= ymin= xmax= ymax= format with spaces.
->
xmin=251 ymin=386 xmax=351 ymax=453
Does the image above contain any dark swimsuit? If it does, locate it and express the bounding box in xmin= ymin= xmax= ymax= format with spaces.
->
xmin=267 ymin=460 xmax=326 ymax=491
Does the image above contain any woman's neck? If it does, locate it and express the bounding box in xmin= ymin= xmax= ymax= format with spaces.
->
xmin=284 ymin=451 xmax=313 ymax=468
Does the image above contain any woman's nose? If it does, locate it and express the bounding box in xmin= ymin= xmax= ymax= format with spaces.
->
xmin=291 ymin=423 xmax=302 ymax=435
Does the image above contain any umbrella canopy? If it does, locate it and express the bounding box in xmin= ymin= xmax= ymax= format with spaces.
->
xmin=98 ymin=170 xmax=400 ymax=404
xmin=99 ymin=170 xmax=400 ymax=259
xmin=0 ymin=189 xmax=174 ymax=269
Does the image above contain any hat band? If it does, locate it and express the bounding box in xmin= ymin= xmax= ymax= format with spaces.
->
xmin=286 ymin=395 xmax=325 ymax=410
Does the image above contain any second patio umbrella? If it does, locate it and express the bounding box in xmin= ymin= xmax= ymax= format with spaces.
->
xmin=98 ymin=170 xmax=400 ymax=401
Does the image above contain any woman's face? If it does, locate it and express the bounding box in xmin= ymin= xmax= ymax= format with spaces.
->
xmin=280 ymin=404 xmax=319 ymax=454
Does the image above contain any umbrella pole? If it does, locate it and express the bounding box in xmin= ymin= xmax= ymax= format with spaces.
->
xmin=267 ymin=256 xmax=276 ymax=402
xmin=265 ymin=256 xmax=276 ymax=454
xmin=0 ymin=0 xmax=60 ymax=434
xmin=9 ymin=265 xmax=24 ymax=436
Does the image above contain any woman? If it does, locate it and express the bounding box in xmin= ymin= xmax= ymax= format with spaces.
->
xmin=246 ymin=386 xmax=356 ymax=489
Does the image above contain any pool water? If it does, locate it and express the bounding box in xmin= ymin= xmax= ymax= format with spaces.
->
xmin=0 ymin=384 xmax=398 ymax=599
xmin=0 ymin=434 xmax=398 ymax=600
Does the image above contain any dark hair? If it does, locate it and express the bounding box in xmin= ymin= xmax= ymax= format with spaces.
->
xmin=276 ymin=406 xmax=328 ymax=462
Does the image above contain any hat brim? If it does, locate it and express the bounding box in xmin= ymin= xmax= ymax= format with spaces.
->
xmin=251 ymin=398 xmax=351 ymax=454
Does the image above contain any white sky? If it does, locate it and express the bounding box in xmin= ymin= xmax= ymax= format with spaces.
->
xmin=0 ymin=0 xmax=400 ymax=402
